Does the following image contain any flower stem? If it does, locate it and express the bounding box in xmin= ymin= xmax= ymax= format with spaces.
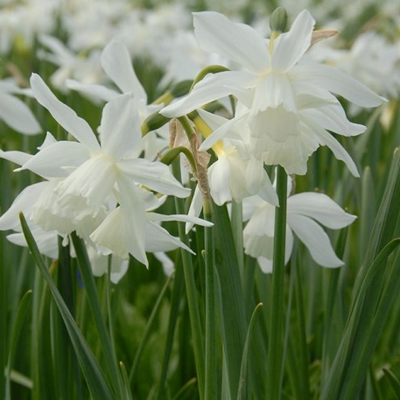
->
xmin=267 ymin=166 xmax=288 ymax=400
xmin=203 ymin=197 xmax=217 ymax=399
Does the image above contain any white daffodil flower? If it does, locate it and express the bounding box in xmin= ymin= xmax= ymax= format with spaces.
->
xmin=14 ymin=73 xmax=191 ymax=266
xmin=0 ymin=78 xmax=41 ymax=135
xmin=243 ymin=188 xmax=356 ymax=273
xmin=161 ymin=10 xmax=385 ymax=176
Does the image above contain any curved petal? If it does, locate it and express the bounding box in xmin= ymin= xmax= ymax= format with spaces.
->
xmin=0 ymin=93 xmax=41 ymax=134
xmin=185 ymin=185 xmax=203 ymax=234
xmin=272 ymin=10 xmax=315 ymax=71
xmin=293 ymin=63 xmax=386 ymax=107
xmin=99 ymin=93 xmax=142 ymax=159
xmin=209 ymin=158 xmax=232 ymax=206
xmin=302 ymin=114 xmax=360 ymax=177
xmin=66 ymin=79 xmax=118 ymax=102
xmin=193 ymin=11 xmax=270 ymax=73
xmin=288 ymin=213 xmax=344 ymax=267
xmin=288 ymin=192 xmax=357 ymax=229
xmin=118 ymin=158 xmax=190 ymax=198
xmin=0 ymin=149 xmax=32 ymax=166
xmin=30 ymin=73 xmax=99 ymax=151
xmin=0 ymin=182 xmax=47 ymax=230
xmin=101 ymin=40 xmax=147 ymax=102
xmin=161 ymin=71 xmax=255 ymax=118
xmin=147 ymin=212 xmax=213 ymax=227
xmin=18 ymin=141 xmax=90 ymax=178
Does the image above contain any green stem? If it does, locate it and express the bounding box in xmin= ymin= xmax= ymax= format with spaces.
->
xmin=267 ymin=166 xmax=288 ymax=400
xmin=203 ymin=197 xmax=218 ymax=399
xmin=172 ymin=161 xmax=205 ymax=400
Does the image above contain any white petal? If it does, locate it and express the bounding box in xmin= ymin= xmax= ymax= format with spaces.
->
xmin=145 ymin=221 xmax=194 ymax=254
xmin=293 ymin=63 xmax=385 ymax=107
xmin=161 ymin=71 xmax=255 ymax=118
xmin=30 ymin=73 xmax=99 ymax=151
xmin=0 ymin=182 xmax=46 ymax=230
xmin=185 ymin=185 xmax=203 ymax=234
xmin=209 ymin=158 xmax=232 ymax=206
xmin=66 ymin=79 xmax=118 ymax=102
xmin=118 ymin=158 xmax=190 ymax=198
xmin=0 ymin=149 xmax=32 ymax=166
xmin=147 ymin=212 xmax=213 ymax=227
xmin=99 ymin=93 xmax=142 ymax=159
xmin=303 ymin=115 xmax=360 ymax=177
xmin=193 ymin=11 xmax=270 ymax=73
xmin=272 ymin=10 xmax=315 ymax=71
xmin=101 ymin=40 xmax=147 ymax=102
xmin=0 ymin=93 xmax=41 ymax=134
xmin=288 ymin=213 xmax=344 ymax=267
xmin=18 ymin=141 xmax=90 ymax=178
xmin=154 ymin=252 xmax=174 ymax=276
xmin=288 ymin=192 xmax=357 ymax=229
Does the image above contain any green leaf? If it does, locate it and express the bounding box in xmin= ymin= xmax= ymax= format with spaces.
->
xmin=383 ymin=368 xmax=400 ymax=400
xmin=20 ymin=213 xmax=115 ymax=400
xmin=5 ymin=290 xmax=32 ymax=400
xmin=237 ymin=303 xmax=263 ymax=400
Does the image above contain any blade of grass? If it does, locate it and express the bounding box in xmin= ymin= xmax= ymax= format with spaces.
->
xmin=20 ymin=213 xmax=115 ymax=400
xmin=5 ymin=290 xmax=32 ymax=400
xmin=382 ymin=368 xmax=400 ymax=399
xmin=237 ymin=303 xmax=263 ymax=400
xmin=71 ymin=232 xmax=124 ymax=399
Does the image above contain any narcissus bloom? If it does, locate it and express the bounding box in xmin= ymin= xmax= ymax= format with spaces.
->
xmin=243 ymin=184 xmax=356 ymax=272
xmin=161 ymin=10 xmax=384 ymax=175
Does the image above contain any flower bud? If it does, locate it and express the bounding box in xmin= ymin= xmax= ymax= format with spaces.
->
xmin=269 ymin=7 xmax=288 ymax=33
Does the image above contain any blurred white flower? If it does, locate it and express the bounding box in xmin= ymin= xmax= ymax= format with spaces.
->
xmin=162 ymin=10 xmax=384 ymax=176
xmin=0 ymin=78 xmax=41 ymax=134
xmin=38 ymin=34 xmax=104 ymax=91
xmin=243 ymin=182 xmax=356 ymax=272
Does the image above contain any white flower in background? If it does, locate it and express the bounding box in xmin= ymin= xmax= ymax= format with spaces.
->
xmin=242 ymin=179 xmax=356 ymax=272
xmin=38 ymin=34 xmax=104 ymax=91
xmin=319 ymin=31 xmax=400 ymax=102
xmin=162 ymin=10 xmax=384 ymax=176
xmin=0 ymin=78 xmax=41 ymax=134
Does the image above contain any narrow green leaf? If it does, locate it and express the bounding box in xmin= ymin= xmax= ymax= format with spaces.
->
xmin=129 ymin=275 xmax=172 ymax=381
xmin=382 ymin=368 xmax=400 ymax=399
xmin=213 ymin=202 xmax=247 ymax=399
xmin=5 ymin=290 xmax=32 ymax=400
xmin=20 ymin=213 xmax=115 ymax=400
xmin=237 ymin=303 xmax=263 ymax=400
xmin=71 ymin=232 xmax=124 ymax=399
xmin=120 ymin=362 xmax=133 ymax=400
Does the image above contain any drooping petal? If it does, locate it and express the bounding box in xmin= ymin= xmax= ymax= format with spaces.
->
xmin=208 ymin=158 xmax=232 ymax=206
xmin=30 ymin=73 xmax=100 ymax=151
xmin=293 ymin=62 xmax=386 ymax=107
xmin=145 ymin=221 xmax=194 ymax=254
xmin=272 ymin=10 xmax=315 ymax=71
xmin=161 ymin=71 xmax=255 ymax=118
xmin=288 ymin=192 xmax=357 ymax=229
xmin=185 ymin=185 xmax=203 ymax=234
xmin=288 ymin=213 xmax=344 ymax=267
xmin=101 ymin=40 xmax=147 ymax=102
xmin=302 ymin=114 xmax=360 ymax=177
xmin=91 ymin=180 xmax=148 ymax=266
xmin=118 ymin=158 xmax=190 ymax=198
xmin=147 ymin=212 xmax=213 ymax=228
xmin=99 ymin=92 xmax=142 ymax=159
xmin=0 ymin=182 xmax=46 ymax=230
xmin=193 ymin=11 xmax=270 ymax=73
xmin=0 ymin=93 xmax=41 ymax=134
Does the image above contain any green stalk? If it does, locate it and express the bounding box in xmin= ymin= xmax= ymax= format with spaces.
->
xmin=203 ymin=197 xmax=217 ymax=399
xmin=266 ymin=166 xmax=288 ymax=400
xmin=172 ymin=161 xmax=205 ymax=400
